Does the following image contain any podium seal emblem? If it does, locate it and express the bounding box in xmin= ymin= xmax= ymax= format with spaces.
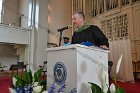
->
xmin=53 ymin=62 xmax=67 ymax=85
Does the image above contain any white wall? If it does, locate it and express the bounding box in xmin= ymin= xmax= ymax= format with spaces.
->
xmin=0 ymin=24 xmax=29 ymax=44
xmin=19 ymin=0 xmax=29 ymax=28
xmin=3 ymin=0 xmax=20 ymax=26
xmin=48 ymin=0 xmax=72 ymax=45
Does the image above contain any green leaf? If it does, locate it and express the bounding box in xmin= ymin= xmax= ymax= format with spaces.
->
xmin=22 ymin=70 xmax=33 ymax=84
xmin=88 ymin=82 xmax=102 ymax=93
xmin=116 ymin=86 xmax=126 ymax=93
xmin=107 ymin=88 xmax=111 ymax=93
xmin=13 ymin=74 xmax=24 ymax=88
xmin=28 ymin=70 xmax=33 ymax=83
xmin=40 ymin=80 xmax=46 ymax=90
xmin=34 ymin=69 xmax=42 ymax=82
xmin=16 ymin=79 xmax=24 ymax=88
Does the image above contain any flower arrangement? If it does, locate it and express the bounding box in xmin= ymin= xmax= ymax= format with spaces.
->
xmin=10 ymin=69 xmax=46 ymax=93
xmin=47 ymin=83 xmax=67 ymax=93
xmin=89 ymin=54 xmax=125 ymax=93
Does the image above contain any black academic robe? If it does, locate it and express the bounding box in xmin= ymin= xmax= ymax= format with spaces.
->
xmin=71 ymin=25 xmax=109 ymax=47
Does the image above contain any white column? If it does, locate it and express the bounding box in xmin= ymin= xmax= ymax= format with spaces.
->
xmin=36 ymin=0 xmax=48 ymax=67
xmin=28 ymin=0 xmax=37 ymax=71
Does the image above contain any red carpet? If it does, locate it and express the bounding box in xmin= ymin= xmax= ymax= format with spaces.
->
xmin=0 ymin=76 xmax=140 ymax=93
xmin=116 ymin=81 xmax=140 ymax=93
xmin=0 ymin=76 xmax=11 ymax=93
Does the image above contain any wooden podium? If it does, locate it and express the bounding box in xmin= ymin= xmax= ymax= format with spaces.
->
xmin=47 ymin=44 xmax=109 ymax=93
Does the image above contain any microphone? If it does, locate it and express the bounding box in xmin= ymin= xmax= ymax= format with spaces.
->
xmin=57 ymin=25 xmax=72 ymax=32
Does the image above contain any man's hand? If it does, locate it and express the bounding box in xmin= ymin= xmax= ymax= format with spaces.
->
xmin=100 ymin=45 xmax=109 ymax=50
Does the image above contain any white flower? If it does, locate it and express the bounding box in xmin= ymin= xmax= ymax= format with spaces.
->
xmin=33 ymin=82 xmax=39 ymax=87
xmin=42 ymin=91 xmax=48 ymax=93
xmin=88 ymin=84 xmax=92 ymax=93
xmin=116 ymin=54 xmax=123 ymax=74
xmin=110 ymin=83 xmax=116 ymax=93
xmin=33 ymin=86 xmax=43 ymax=93
xmin=9 ymin=88 xmax=16 ymax=93
xmin=12 ymin=77 xmax=17 ymax=87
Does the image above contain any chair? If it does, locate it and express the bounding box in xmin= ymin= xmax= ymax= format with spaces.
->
xmin=9 ymin=64 xmax=27 ymax=75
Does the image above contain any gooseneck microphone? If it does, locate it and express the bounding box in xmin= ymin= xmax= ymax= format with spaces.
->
xmin=57 ymin=25 xmax=72 ymax=32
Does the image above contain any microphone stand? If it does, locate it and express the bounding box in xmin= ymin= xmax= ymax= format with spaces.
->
xmin=58 ymin=30 xmax=63 ymax=47
xmin=58 ymin=25 xmax=71 ymax=46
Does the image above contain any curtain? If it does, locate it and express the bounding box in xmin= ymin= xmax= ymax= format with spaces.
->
xmin=109 ymin=38 xmax=134 ymax=82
